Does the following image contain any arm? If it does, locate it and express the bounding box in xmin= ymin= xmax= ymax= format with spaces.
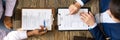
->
xmin=76 ymin=0 xmax=90 ymax=6
xmin=3 ymin=26 xmax=47 ymax=40
xmin=3 ymin=31 xmax=28 ymax=40
xmin=89 ymin=24 xmax=106 ymax=40
xmin=80 ymin=12 xmax=105 ymax=40
xmin=69 ymin=0 xmax=90 ymax=14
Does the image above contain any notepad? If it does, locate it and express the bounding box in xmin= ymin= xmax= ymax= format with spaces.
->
xmin=58 ymin=8 xmax=89 ymax=30
xmin=22 ymin=8 xmax=53 ymax=30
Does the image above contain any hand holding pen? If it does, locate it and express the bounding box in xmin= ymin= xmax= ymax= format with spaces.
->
xmin=27 ymin=26 xmax=48 ymax=36
xmin=43 ymin=20 xmax=47 ymax=32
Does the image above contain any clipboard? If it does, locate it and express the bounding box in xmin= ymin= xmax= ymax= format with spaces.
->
xmin=21 ymin=8 xmax=54 ymax=31
xmin=57 ymin=7 xmax=90 ymax=31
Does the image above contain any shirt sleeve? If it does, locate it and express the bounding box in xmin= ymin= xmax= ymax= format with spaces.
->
xmin=88 ymin=13 xmax=106 ymax=40
xmin=76 ymin=0 xmax=90 ymax=6
xmin=88 ymin=23 xmax=97 ymax=30
xmin=3 ymin=31 xmax=28 ymax=40
xmin=88 ymin=13 xmax=101 ymax=29
xmin=89 ymin=24 xmax=106 ymax=40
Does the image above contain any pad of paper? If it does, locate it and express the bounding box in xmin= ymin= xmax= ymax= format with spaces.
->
xmin=22 ymin=9 xmax=53 ymax=30
xmin=58 ymin=8 xmax=89 ymax=30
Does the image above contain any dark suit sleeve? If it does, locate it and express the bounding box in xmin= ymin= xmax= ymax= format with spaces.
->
xmin=81 ymin=0 xmax=90 ymax=4
xmin=89 ymin=24 xmax=106 ymax=40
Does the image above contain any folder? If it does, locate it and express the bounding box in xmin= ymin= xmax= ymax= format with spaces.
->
xmin=58 ymin=7 xmax=90 ymax=30
xmin=21 ymin=8 xmax=54 ymax=30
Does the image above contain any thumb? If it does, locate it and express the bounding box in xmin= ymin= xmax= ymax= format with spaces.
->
xmin=70 ymin=10 xmax=74 ymax=14
xmin=39 ymin=31 xmax=47 ymax=35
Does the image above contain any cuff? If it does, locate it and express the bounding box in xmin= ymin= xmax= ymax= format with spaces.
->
xmin=88 ymin=23 xmax=97 ymax=30
xmin=76 ymin=0 xmax=84 ymax=6
xmin=18 ymin=31 xmax=28 ymax=39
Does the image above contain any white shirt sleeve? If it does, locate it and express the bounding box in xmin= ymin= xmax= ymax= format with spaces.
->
xmin=3 ymin=31 xmax=28 ymax=40
xmin=76 ymin=0 xmax=84 ymax=6
xmin=88 ymin=23 xmax=97 ymax=30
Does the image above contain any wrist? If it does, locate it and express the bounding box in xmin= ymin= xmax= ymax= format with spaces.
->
xmin=76 ymin=0 xmax=84 ymax=6
xmin=89 ymin=23 xmax=95 ymax=27
xmin=88 ymin=23 xmax=97 ymax=30
xmin=74 ymin=2 xmax=81 ymax=9
xmin=27 ymin=31 xmax=34 ymax=37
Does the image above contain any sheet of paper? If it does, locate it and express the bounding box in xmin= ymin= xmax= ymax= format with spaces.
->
xmin=22 ymin=9 xmax=53 ymax=30
xmin=58 ymin=8 xmax=89 ymax=30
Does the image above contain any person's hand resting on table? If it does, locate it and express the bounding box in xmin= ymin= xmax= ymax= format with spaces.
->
xmin=27 ymin=26 xmax=48 ymax=36
xmin=80 ymin=12 xmax=95 ymax=27
xmin=69 ymin=2 xmax=81 ymax=15
xmin=3 ymin=26 xmax=48 ymax=40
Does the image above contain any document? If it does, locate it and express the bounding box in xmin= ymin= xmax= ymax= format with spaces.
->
xmin=58 ymin=8 xmax=89 ymax=30
xmin=22 ymin=9 xmax=53 ymax=30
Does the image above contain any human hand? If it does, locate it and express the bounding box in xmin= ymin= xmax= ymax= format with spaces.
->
xmin=69 ymin=2 xmax=81 ymax=15
xmin=32 ymin=26 xmax=47 ymax=35
xmin=27 ymin=26 xmax=47 ymax=36
xmin=80 ymin=12 xmax=95 ymax=26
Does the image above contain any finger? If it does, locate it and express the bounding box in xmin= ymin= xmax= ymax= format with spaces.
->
xmin=85 ymin=12 xmax=91 ymax=17
xmin=17 ymin=28 xmax=22 ymax=31
xmin=70 ymin=5 xmax=78 ymax=15
xmin=40 ymin=25 xmax=44 ymax=27
xmin=39 ymin=26 xmax=44 ymax=31
xmin=70 ymin=9 xmax=75 ymax=14
xmin=89 ymin=12 xmax=93 ymax=16
xmin=69 ymin=6 xmax=73 ymax=12
xmin=80 ymin=12 xmax=84 ymax=15
xmin=44 ymin=27 xmax=47 ymax=30
xmin=70 ymin=8 xmax=77 ymax=15
xmin=80 ymin=16 xmax=86 ymax=22
xmin=43 ymin=28 xmax=48 ymax=32
xmin=69 ymin=4 xmax=74 ymax=14
xmin=72 ymin=7 xmax=79 ymax=14
xmin=69 ymin=8 xmax=73 ymax=14
xmin=39 ymin=31 xmax=47 ymax=35
xmin=80 ymin=13 xmax=88 ymax=19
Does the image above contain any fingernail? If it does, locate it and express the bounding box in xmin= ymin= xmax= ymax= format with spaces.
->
xmin=70 ymin=13 xmax=72 ymax=15
xmin=80 ymin=16 xmax=82 ymax=18
xmin=70 ymin=12 xmax=73 ymax=14
xmin=89 ymin=11 xmax=91 ymax=13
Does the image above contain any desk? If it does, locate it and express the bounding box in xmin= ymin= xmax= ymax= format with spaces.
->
xmin=13 ymin=0 xmax=99 ymax=40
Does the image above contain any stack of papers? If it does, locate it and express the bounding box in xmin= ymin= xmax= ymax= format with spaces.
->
xmin=22 ymin=9 xmax=53 ymax=30
xmin=58 ymin=8 xmax=89 ymax=30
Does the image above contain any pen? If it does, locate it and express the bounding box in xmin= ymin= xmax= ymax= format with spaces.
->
xmin=43 ymin=20 xmax=47 ymax=32
xmin=44 ymin=20 xmax=46 ymax=27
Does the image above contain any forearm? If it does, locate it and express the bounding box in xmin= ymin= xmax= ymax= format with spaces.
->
xmin=81 ymin=0 xmax=90 ymax=4
xmin=27 ymin=31 xmax=35 ymax=37
xmin=3 ymin=31 xmax=28 ymax=40
xmin=76 ymin=0 xmax=90 ymax=6
xmin=89 ymin=24 xmax=105 ymax=40
xmin=74 ymin=2 xmax=81 ymax=9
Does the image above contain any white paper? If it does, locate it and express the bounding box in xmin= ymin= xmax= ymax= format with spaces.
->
xmin=22 ymin=9 xmax=53 ymax=30
xmin=58 ymin=8 xmax=89 ymax=30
